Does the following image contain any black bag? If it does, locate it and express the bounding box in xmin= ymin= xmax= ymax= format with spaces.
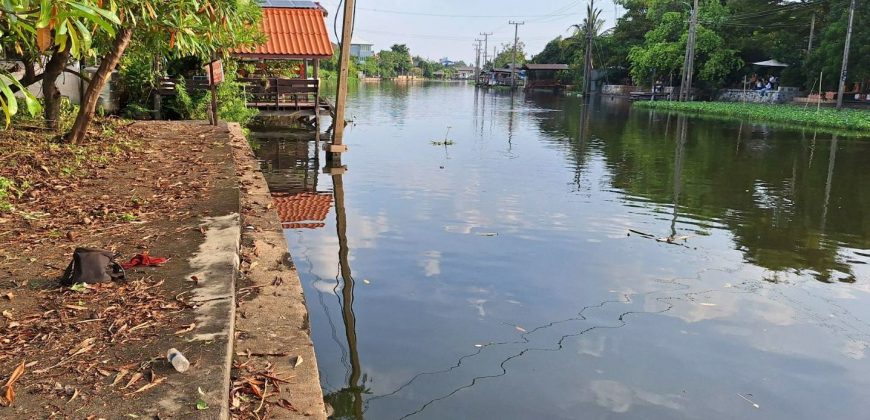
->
xmin=60 ymin=247 xmax=126 ymax=285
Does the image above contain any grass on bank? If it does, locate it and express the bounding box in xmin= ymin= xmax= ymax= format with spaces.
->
xmin=634 ymin=101 xmax=870 ymax=134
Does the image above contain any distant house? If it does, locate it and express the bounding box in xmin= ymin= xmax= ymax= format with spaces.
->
xmin=439 ymin=58 xmax=456 ymax=66
xmin=522 ymin=63 xmax=570 ymax=90
xmin=350 ymin=38 xmax=374 ymax=62
xmin=453 ymin=66 xmax=475 ymax=80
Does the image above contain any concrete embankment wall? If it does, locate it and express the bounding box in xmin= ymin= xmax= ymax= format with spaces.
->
xmin=228 ymin=123 xmax=327 ymax=419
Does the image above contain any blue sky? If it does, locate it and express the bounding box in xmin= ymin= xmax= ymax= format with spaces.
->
xmin=317 ymin=0 xmax=623 ymax=63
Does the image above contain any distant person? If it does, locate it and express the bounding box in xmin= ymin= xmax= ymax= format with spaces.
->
xmin=755 ymin=79 xmax=763 ymax=90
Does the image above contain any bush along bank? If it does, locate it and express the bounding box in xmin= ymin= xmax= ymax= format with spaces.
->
xmin=633 ymin=101 xmax=870 ymax=136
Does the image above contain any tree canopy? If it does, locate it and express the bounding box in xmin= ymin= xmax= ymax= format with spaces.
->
xmin=531 ymin=0 xmax=866 ymax=91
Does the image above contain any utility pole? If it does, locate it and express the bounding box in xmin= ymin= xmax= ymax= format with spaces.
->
xmin=330 ymin=0 xmax=356 ymax=158
xmin=679 ymin=0 xmax=699 ymax=101
xmin=807 ymin=13 xmax=816 ymax=57
xmin=836 ymin=0 xmax=857 ymax=110
xmin=509 ymin=21 xmax=524 ymax=89
xmin=473 ymin=39 xmax=483 ymax=86
xmin=480 ymin=32 xmax=492 ymax=69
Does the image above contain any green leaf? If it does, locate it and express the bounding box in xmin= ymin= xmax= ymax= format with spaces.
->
xmin=0 ymin=97 xmax=11 ymax=128
xmin=72 ymin=19 xmax=92 ymax=50
xmin=70 ymin=282 xmax=87 ymax=292
xmin=0 ymin=78 xmax=19 ymax=117
xmin=195 ymin=400 xmax=209 ymax=410
xmin=23 ymin=91 xmax=41 ymax=117
xmin=36 ymin=0 xmax=52 ymax=28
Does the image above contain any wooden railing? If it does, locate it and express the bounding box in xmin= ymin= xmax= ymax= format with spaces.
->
xmin=157 ymin=77 xmax=324 ymax=111
xmin=238 ymin=78 xmax=320 ymax=109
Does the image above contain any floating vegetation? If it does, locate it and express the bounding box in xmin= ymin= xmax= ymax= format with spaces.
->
xmin=432 ymin=126 xmax=455 ymax=146
xmin=634 ymin=101 xmax=870 ymax=135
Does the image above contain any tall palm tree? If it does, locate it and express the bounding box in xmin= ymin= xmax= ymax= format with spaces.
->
xmin=565 ymin=1 xmax=605 ymax=95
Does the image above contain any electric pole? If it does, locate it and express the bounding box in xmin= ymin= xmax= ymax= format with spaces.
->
xmin=480 ymin=32 xmax=492 ymax=70
xmin=509 ymin=21 xmax=524 ymax=89
xmin=679 ymin=0 xmax=699 ymax=101
xmin=836 ymin=0 xmax=857 ymax=110
xmin=807 ymin=13 xmax=816 ymax=57
xmin=473 ymin=39 xmax=483 ymax=86
xmin=330 ymin=0 xmax=356 ymax=158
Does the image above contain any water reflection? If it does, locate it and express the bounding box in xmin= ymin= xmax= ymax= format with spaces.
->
xmin=323 ymin=165 xmax=368 ymax=419
xmin=254 ymin=83 xmax=870 ymax=420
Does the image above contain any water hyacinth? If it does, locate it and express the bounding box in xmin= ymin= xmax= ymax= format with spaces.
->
xmin=634 ymin=101 xmax=870 ymax=135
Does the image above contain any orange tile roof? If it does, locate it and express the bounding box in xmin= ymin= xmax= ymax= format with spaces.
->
xmin=233 ymin=7 xmax=334 ymax=59
xmin=273 ymin=192 xmax=333 ymax=229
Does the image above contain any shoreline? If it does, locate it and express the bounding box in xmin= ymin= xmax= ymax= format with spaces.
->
xmin=633 ymin=101 xmax=870 ymax=137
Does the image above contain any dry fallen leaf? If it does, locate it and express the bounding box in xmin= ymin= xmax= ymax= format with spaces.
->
xmin=127 ymin=376 xmax=166 ymax=395
xmin=123 ymin=372 xmax=143 ymax=389
xmin=174 ymin=323 xmax=196 ymax=335
xmin=0 ymin=361 xmax=26 ymax=407
xmin=290 ymin=355 xmax=303 ymax=368
xmin=111 ymin=369 xmax=129 ymax=387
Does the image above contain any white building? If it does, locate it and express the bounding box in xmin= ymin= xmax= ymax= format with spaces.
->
xmin=350 ymin=38 xmax=374 ymax=62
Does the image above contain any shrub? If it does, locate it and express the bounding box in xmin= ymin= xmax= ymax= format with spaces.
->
xmin=634 ymin=101 xmax=870 ymax=134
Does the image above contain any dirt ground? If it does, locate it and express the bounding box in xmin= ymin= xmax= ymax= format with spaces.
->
xmin=0 ymin=120 xmax=239 ymax=418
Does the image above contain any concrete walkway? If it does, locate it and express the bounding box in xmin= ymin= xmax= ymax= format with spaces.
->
xmin=0 ymin=121 xmax=324 ymax=419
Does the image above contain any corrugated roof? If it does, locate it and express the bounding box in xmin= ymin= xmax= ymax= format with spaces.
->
xmin=233 ymin=7 xmax=334 ymax=59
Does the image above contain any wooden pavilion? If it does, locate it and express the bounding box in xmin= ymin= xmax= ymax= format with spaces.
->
xmin=231 ymin=1 xmax=334 ymax=114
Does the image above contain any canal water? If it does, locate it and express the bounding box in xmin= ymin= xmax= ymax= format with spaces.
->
xmin=252 ymin=82 xmax=870 ymax=420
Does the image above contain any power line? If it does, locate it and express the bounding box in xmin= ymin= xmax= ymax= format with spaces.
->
xmin=356 ymin=4 xmax=577 ymax=18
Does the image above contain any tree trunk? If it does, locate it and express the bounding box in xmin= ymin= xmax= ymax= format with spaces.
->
xmin=42 ymin=48 xmax=71 ymax=131
xmin=65 ymin=28 xmax=133 ymax=144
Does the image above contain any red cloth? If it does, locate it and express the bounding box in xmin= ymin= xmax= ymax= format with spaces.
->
xmin=121 ymin=253 xmax=169 ymax=269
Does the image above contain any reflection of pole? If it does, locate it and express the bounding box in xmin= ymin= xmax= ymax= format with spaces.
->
xmin=572 ymin=99 xmax=592 ymax=188
xmin=507 ymin=94 xmax=515 ymax=153
xmin=473 ymin=87 xmax=480 ymax=128
xmin=332 ymin=169 xmax=363 ymax=418
xmin=672 ymin=116 xmax=688 ymax=237
xmin=821 ymin=136 xmax=838 ymax=231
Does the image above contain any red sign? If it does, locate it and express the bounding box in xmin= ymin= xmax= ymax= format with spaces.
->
xmin=204 ymin=59 xmax=224 ymax=85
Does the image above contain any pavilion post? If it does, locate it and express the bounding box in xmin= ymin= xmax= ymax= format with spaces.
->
xmin=314 ymin=59 xmax=321 ymax=131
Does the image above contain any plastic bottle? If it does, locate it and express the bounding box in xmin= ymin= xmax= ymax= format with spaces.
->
xmin=167 ymin=348 xmax=190 ymax=373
